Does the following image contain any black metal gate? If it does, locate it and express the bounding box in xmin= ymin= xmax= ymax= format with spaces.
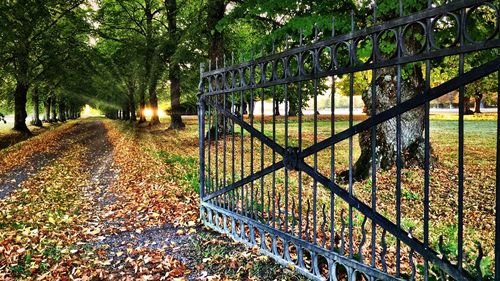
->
xmin=198 ymin=1 xmax=500 ymax=280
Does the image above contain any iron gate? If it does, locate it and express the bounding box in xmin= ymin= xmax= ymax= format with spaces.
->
xmin=197 ymin=0 xmax=500 ymax=280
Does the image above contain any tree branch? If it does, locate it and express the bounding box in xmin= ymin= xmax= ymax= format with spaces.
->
xmin=31 ymin=1 xmax=86 ymax=42
xmin=117 ymin=0 xmax=148 ymax=36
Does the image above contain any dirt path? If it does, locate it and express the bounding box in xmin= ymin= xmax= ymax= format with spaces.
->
xmin=0 ymin=121 xmax=112 ymax=199
xmin=0 ymin=119 xmax=303 ymax=280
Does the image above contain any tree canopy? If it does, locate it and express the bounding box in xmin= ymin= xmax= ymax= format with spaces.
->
xmin=0 ymin=0 xmax=497 ymax=133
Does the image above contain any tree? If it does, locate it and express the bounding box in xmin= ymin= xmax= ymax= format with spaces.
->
xmin=0 ymin=0 xmax=86 ymax=133
xmin=96 ymin=0 xmax=166 ymax=125
xmin=348 ymin=0 xmax=432 ymax=180
xmin=465 ymin=50 xmax=499 ymax=114
xmin=165 ymin=0 xmax=184 ymax=129
xmin=219 ymin=0 xmax=355 ymax=117
xmin=0 ymin=0 xmax=88 ymax=134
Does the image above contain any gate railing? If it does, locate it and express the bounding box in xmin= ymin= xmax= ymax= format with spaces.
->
xmin=198 ymin=0 xmax=500 ymax=280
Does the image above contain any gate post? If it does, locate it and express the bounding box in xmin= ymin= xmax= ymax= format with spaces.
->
xmin=197 ymin=63 xmax=206 ymax=207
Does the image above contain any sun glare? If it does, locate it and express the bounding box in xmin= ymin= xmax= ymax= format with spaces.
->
xmin=84 ymin=105 xmax=91 ymax=115
xmin=143 ymin=108 xmax=153 ymax=118
xmin=81 ymin=104 xmax=101 ymax=117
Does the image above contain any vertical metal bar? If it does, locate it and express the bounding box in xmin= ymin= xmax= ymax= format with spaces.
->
xmin=208 ymin=59 xmax=212 ymax=200
xmin=348 ymin=10 xmax=355 ymax=259
xmin=250 ymin=65 xmax=255 ymax=219
xmin=260 ymin=63 xmax=265 ymax=222
xmin=298 ymin=32 xmax=303 ymax=240
xmin=231 ymin=54 xmax=235 ymax=213
xmin=313 ymin=25 xmax=319 ymax=245
xmin=424 ymin=1 xmax=432 ymax=279
xmin=457 ymin=9 xmax=465 ymax=271
xmin=231 ymin=53 xmax=236 ymax=212
xmin=272 ymin=79 xmax=277 ymax=229
xmin=284 ymin=35 xmax=290 ymax=233
xmin=370 ymin=3 xmax=377 ymax=268
xmin=330 ymin=16 xmax=336 ymax=252
xmin=249 ymin=49 xmax=255 ymax=218
xmin=496 ymin=69 xmax=500 ymax=281
xmin=215 ymin=58 xmax=219 ymax=207
xmin=223 ymin=56 xmax=227 ymax=209
xmin=240 ymin=63 xmax=245 ymax=215
xmin=215 ymin=92 xmax=219 ymax=206
xmin=199 ymin=64 xmax=206 ymax=205
xmin=207 ymin=95 xmax=212 ymax=198
xmin=272 ymin=43 xmax=277 ymax=229
xmin=395 ymin=1 xmax=403 ymax=275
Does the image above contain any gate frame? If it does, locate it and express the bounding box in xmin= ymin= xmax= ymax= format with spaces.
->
xmin=198 ymin=1 xmax=500 ymax=280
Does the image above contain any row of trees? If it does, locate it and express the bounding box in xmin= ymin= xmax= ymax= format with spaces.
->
xmin=0 ymin=0 xmax=91 ymax=133
xmin=1 ymin=0 xmax=498 ymax=178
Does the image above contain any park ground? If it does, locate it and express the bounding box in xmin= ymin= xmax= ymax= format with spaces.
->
xmin=0 ymin=113 xmax=497 ymax=280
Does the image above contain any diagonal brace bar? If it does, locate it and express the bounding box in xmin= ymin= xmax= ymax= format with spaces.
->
xmin=203 ymin=161 xmax=285 ymax=201
xmin=298 ymin=161 xmax=473 ymax=281
xmin=300 ymin=56 xmax=500 ymax=159
xmin=206 ymin=99 xmax=286 ymax=157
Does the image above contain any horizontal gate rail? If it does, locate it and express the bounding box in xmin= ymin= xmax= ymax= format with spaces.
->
xmin=201 ymin=201 xmax=401 ymax=281
xmin=200 ymin=39 xmax=500 ymax=97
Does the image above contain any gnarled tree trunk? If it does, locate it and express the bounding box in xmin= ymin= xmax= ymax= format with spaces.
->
xmin=169 ymin=64 xmax=184 ymax=129
xmin=352 ymin=65 xmax=432 ymax=180
xmin=207 ymin=0 xmax=226 ymax=68
xmin=129 ymin=95 xmax=136 ymax=121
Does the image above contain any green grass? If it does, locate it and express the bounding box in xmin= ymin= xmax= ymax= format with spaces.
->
xmin=156 ymin=150 xmax=200 ymax=193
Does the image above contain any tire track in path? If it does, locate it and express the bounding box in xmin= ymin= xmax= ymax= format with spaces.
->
xmin=0 ymin=120 xmax=115 ymax=199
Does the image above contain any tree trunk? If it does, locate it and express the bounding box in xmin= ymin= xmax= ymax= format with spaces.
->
xmin=126 ymin=82 xmax=137 ymax=122
xmin=242 ymin=100 xmax=248 ymax=115
xmin=288 ymin=100 xmax=297 ymax=116
xmin=464 ymin=96 xmax=473 ymax=115
xmin=149 ymin=88 xmax=160 ymax=125
xmin=249 ymin=100 xmax=256 ymax=117
xmin=207 ymin=0 xmax=226 ymax=68
xmin=351 ymin=65 xmax=432 ymax=181
xmin=138 ymin=92 xmax=146 ymax=122
xmin=122 ymin=103 xmax=130 ymax=120
xmin=43 ymin=97 xmax=51 ymax=122
xmin=166 ymin=0 xmax=185 ymax=129
xmin=142 ymin=0 xmax=160 ymax=125
xmin=31 ymin=87 xmax=42 ymax=127
xmin=274 ymin=100 xmax=280 ymax=116
xmin=50 ymin=98 xmax=57 ymax=122
xmin=129 ymin=95 xmax=136 ymax=121
xmin=169 ymin=65 xmax=185 ymax=129
xmin=58 ymin=102 xmax=66 ymax=122
xmin=14 ymin=81 xmax=30 ymax=133
xmin=474 ymin=94 xmax=482 ymax=114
